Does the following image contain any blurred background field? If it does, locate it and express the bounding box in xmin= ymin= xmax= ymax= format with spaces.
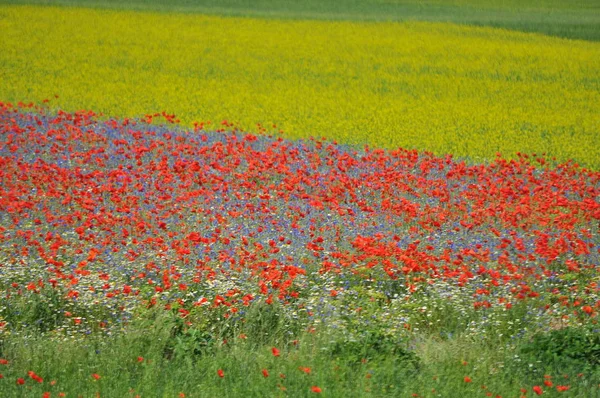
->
xmin=4 ymin=0 xmax=600 ymax=41
xmin=0 ymin=1 xmax=599 ymax=168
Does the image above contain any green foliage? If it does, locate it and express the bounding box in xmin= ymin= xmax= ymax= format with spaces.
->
xmin=327 ymin=330 xmax=420 ymax=369
xmin=167 ymin=327 xmax=215 ymax=360
xmin=1 ymin=288 xmax=115 ymax=334
xmin=2 ymin=289 xmax=64 ymax=333
xmin=239 ymin=300 xmax=305 ymax=347
xmin=518 ymin=326 xmax=600 ymax=374
xmin=1 ymin=316 xmax=599 ymax=397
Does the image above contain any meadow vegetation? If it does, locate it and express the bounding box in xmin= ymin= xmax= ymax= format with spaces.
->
xmin=0 ymin=0 xmax=599 ymax=397
xmin=0 ymin=105 xmax=598 ymax=397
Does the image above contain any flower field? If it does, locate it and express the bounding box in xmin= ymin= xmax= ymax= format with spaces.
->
xmin=1 ymin=5 xmax=600 ymax=168
xmin=1 ymin=1 xmax=600 ymax=397
xmin=5 ymin=0 xmax=600 ymax=41
xmin=0 ymin=103 xmax=598 ymax=396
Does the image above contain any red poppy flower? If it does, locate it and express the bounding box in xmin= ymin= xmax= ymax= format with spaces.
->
xmin=582 ymin=306 xmax=593 ymax=315
xmin=311 ymin=386 xmax=322 ymax=393
xmin=217 ymin=369 xmax=224 ymax=378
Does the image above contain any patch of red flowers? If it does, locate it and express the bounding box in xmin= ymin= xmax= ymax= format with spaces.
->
xmin=0 ymin=104 xmax=597 ymax=333
xmin=0 ymin=104 xmax=599 ymax=397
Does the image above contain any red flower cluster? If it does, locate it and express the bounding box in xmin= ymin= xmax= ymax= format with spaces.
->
xmin=0 ymin=102 xmax=598 ymax=340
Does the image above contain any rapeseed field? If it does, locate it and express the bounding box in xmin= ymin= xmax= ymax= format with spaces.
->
xmin=1 ymin=5 xmax=599 ymax=167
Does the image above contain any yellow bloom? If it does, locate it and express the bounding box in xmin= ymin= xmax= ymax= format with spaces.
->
xmin=1 ymin=6 xmax=598 ymax=167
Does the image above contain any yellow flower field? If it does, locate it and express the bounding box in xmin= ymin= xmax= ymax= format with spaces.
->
xmin=1 ymin=5 xmax=599 ymax=167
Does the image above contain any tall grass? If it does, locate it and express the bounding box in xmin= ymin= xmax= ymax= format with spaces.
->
xmin=2 ymin=305 xmax=599 ymax=397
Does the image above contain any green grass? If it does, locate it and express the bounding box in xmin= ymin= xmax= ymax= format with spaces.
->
xmin=2 ymin=0 xmax=600 ymax=41
xmin=1 ymin=316 xmax=598 ymax=397
xmin=2 ymin=286 xmax=599 ymax=397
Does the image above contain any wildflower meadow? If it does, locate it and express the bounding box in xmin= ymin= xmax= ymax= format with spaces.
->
xmin=0 ymin=1 xmax=599 ymax=397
